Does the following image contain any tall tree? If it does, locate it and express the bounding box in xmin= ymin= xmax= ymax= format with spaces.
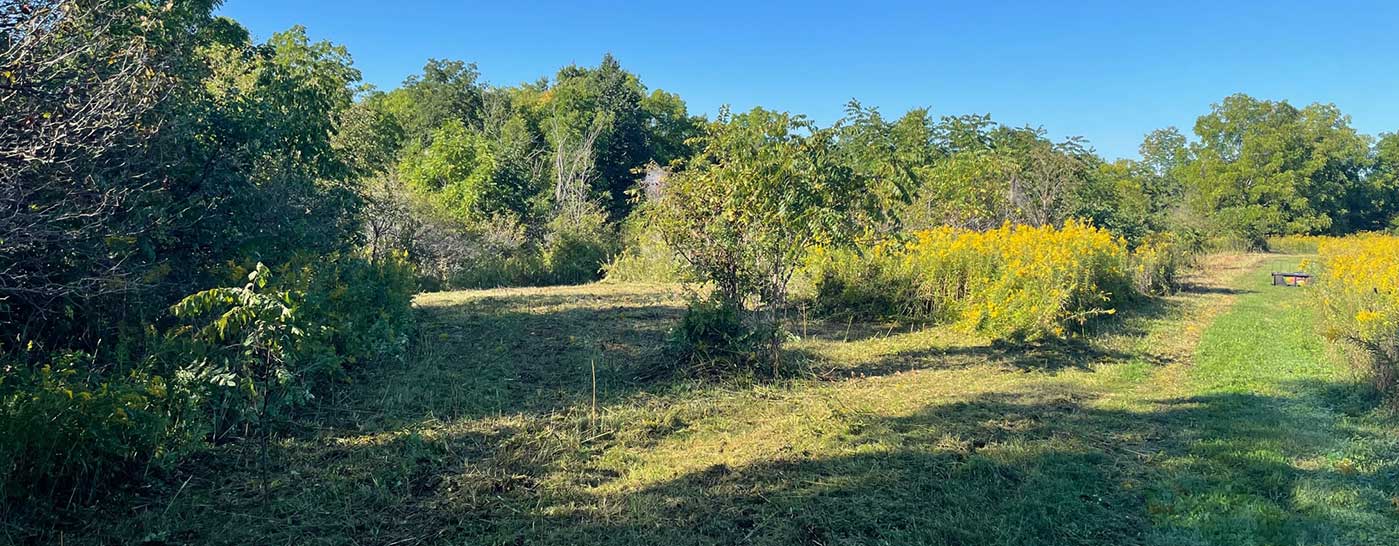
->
xmin=1370 ymin=133 xmax=1399 ymax=231
xmin=384 ymin=59 xmax=484 ymax=143
xmin=1182 ymin=94 xmax=1370 ymax=242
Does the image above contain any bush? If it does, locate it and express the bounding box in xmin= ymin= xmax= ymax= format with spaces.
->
xmin=804 ymin=221 xmax=1134 ymax=340
xmin=0 ymin=350 xmax=201 ymax=505
xmin=1312 ymin=234 xmax=1399 ymax=399
xmin=0 ymin=253 xmax=419 ymax=507
xmin=277 ymin=252 xmax=418 ymax=370
xmin=1202 ymin=233 xmax=1262 ymax=253
xmin=1266 ymin=234 xmax=1325 ymax=254
xmin=431 ymin=213 xmax=540 ymax=289
xmin=181 ymin=254 xmax=417 ymax=437
xmin=419 ymin=211 xmax=617 ymax=289
xmin=667 ymin=298 xmax=778 ymax=377
xmin=602 ymin=210 xmax=693 ymax=284
xmin=1130 ymin=232 xmax=1193 ymax=296
xmin=541 ymin=209 xmax=617 ymax=285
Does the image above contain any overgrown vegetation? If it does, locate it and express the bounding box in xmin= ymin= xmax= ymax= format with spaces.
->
xmin=1313 ymin=234 xmax=1399 ymax=399
xmin=0 ymin=0 xmax=413 ymax=511
xmin=802 ymin=221 xmax=1148 ymax=340
xmin=652 ymin=106 xmax=907 ymax=374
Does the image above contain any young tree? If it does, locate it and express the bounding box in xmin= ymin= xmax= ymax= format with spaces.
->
xmin=655 ymin=107 xmax=905 ymax=372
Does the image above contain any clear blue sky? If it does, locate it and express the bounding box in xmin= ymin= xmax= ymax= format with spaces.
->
xmin=217 ymin=0 xmax=1399 ymax=160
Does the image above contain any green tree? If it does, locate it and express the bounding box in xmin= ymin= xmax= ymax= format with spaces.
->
xmin=335 ymin=90 xmax=407 ymax=176
xmin=655 ymin=107 xmax=903 ymax=371
xmin=641 ymin=89 xmax=702 ymax=166
xmin=1139 ymin=127 xmax=1190 ymax=181
xmin=383 ymin=59 xmax=485 ymax=143
xmin=1372 ymin=133 xmax=1399 ymax=231
xmin=1182 ymin=94 xmax=1370 ymax=243
xmin=399 ymin=119 xmax=515 ymax=219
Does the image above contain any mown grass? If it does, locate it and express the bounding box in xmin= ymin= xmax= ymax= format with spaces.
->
xmin=1144 ymin=256 xmax=1399 ymax=545
xmin=12 ymin=256 xmax=1399 ymax=545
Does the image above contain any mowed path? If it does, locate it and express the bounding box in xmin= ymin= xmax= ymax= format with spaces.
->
xmin=1137 ymin=255 xmax=1399 ymax=545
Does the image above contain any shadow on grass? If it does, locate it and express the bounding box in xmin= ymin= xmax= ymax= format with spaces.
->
xmin=507 ymin=387 xmax=1396 ymax=546
xmin=320 ymin=285 xmax=1187 ymax=431
xmin=802 ymin=338 xmax=1158 ymax=381
xmin=805 ymin=292 xmax=1193 ymax=381
xmin=1177 ymin=284 xmax=1254 ymax=296
xmin=24 ymin=379 xmax=1398 ymax=546
xmin=337 ymin=274 xmax=1237 ymax=430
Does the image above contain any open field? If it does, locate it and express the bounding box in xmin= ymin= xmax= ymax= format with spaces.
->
xmin=21 ymin=254 xmax=1399 ymax=545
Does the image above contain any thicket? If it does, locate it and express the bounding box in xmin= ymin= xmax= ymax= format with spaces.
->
xmin=346 ymin=55 xmax=703 ymax=289
xmin=0 ymin=1 xmax=413 ymax=509
xmin=651 ymin=106 xmax=911 ymax=375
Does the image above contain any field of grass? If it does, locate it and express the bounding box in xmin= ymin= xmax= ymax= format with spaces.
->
xmin=23 ymin=255 xmax=1399 ymax=545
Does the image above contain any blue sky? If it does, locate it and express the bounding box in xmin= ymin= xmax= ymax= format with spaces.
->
xmin=217 ymin=0 xmax=1399 ymax=160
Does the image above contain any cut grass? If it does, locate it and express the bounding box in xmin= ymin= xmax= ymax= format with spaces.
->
xmin=1144 ymin=256 xmax=1399 ymax=546
xmin=12 ymin=255 xmax=1399 ymax=545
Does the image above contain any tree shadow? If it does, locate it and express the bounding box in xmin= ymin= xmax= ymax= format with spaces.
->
xmin=1177 ymin=283 xmax=1254 ymax=296
xmin=33 ymin=375 xmax=1398 ymax=546
xmin=795 ymin=314 xmax=930 ymax=344
xmin=505 ymin=386 xmax=1397 ymax=546
xmin=808 ymin=338 xmax=1162 ymax=380
xmin=804 ymin=293 xmax=1189 ymax=381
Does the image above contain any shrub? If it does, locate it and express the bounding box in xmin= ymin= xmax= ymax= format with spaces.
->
xmin=179 ymin=255 xmax=417 ymax=438
xmin=805 ymin=221 xmax=1133 ymax=340
xmin=652 ymin=107 xmax=901 ymax=369
xmin=1130 ymin=232 xmax=1193 ymax=296
xmin=276 ymin=253 xmax=418 ymax=370
xmin=433 ymin=213 xmax=540 ymax=289
xmin=602 ymin=209 xmax=693 ymax=284
xmin=1266 ymin=234 xmax=1326 ymax=254
xmin=541 ymin=208 xmax=617 ymax=285
xmin=0 ymin=351 xmax=201 ymax=505
xmin=0 ymin=253 xmax=418 ymax=507
xmin=1202 ymin=233 xmax=1262 ymax=253
xmin=1312 ymin=234 xmax=1399 ymax=399
xmin=417 ymin=210 xmax=617 ymax=289
xmin=667 ymin=298 xmax=779 ymax=377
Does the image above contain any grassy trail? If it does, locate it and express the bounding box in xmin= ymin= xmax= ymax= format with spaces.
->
xmin=1140 ymin=255 xmax=1399 ymax=545
xmin=70 ymin=255 xmax=1399 ymax=545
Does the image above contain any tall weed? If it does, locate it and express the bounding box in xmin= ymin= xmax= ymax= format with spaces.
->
xmin=1312 ymin=234 xmax=1399 ymax=399
xmin=805 ymin=221 xmax=1134 ymax=340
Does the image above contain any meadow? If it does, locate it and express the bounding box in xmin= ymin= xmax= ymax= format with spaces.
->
xmin=16 ymin=253 xmax=1394 ymax=545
